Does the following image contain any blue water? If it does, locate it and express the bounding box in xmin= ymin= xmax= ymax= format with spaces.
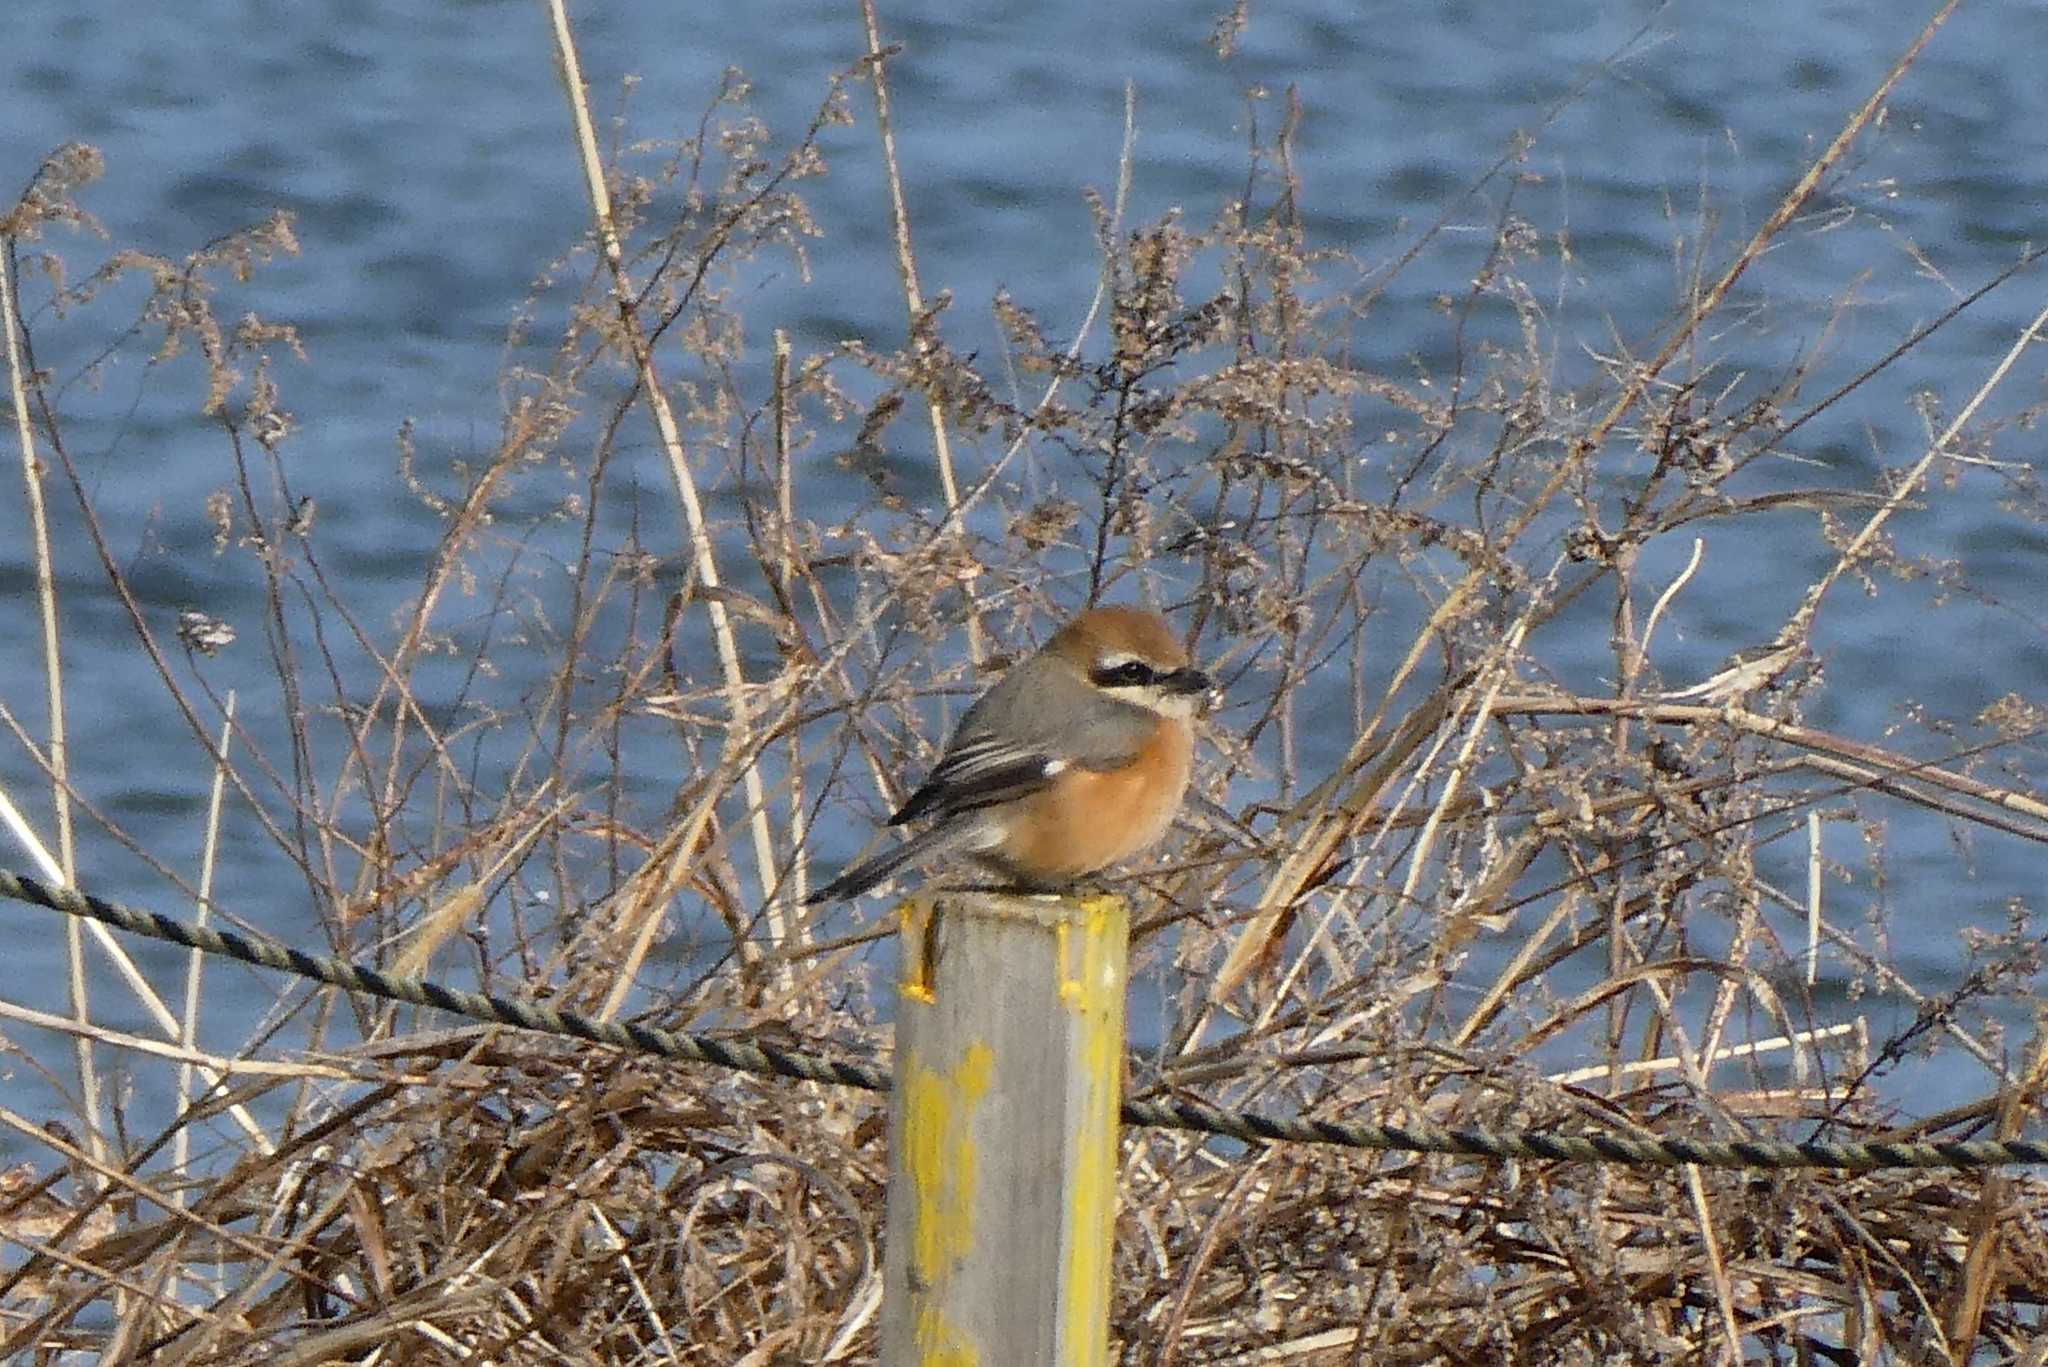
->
xmin=5 ymin=1 xmax=2047 ymax=1144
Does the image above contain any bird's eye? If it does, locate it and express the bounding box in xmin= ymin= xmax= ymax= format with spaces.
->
xmin=1094 ymin=660 xmax=1156 ymax=688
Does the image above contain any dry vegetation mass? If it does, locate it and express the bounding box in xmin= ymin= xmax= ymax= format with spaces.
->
xmin=4 ymin=4 xmax=2048 ymax=1363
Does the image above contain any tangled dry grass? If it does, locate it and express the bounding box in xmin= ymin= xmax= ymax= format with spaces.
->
xmin=4 ymin=2 xmax=2048 ymax=1362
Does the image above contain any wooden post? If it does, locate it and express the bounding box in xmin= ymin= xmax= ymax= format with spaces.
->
xmin=881 ymin=891 xmax=1128 ymax=1366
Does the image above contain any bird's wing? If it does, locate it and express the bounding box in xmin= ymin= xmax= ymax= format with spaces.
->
xmin=887 ymin=681 xmax=1153 ymax=826
xmin=887 ymin=735 xmax=1065 ymax=824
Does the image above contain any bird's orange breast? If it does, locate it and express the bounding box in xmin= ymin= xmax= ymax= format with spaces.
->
xmin=991 ymin=716 xmax=1193 ymax=883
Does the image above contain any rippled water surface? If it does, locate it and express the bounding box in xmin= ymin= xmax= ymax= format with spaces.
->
xmin=5 ymin=2 xmax=2047 ymax=1125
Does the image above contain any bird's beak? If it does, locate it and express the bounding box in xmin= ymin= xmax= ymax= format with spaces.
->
xmin=1161 ymin=667 xmax=1213 ymax=696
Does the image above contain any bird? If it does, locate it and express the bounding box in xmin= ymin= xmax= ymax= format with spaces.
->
xmin=805 ymin=605 xmax=1211 ymax=903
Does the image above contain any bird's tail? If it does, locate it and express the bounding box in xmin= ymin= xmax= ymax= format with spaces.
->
xmin=804 ymin=819 xmax=989 ymax=904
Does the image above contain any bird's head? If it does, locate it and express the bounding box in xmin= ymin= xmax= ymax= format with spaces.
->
xmin=1046 ymin=606 xmax=1213 ymax=720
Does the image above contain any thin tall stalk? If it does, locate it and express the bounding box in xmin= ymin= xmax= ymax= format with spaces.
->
xmin=542 ymin=0 xmax=792 ymax=974
xmin=2 ymin=242 xmax=101 ymax=1172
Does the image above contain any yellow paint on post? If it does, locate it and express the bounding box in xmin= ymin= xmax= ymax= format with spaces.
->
xmin=905 ymin=1041 xmax=993 ymax=1277
xmin=1055 ymin=919 xmax=1079 ymax=1005
xmin=898 ymin=897 xmax=938 ymax=1003
xmin=903 ymin=1040 xmax=994 ymax=1363
xmin=1058 ymin=894 xmax=1125 ymax=1365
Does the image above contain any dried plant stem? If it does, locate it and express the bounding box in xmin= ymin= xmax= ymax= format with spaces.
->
xmin=176 ymin=692 xmax=236 ymax=1201
xmin=1684 ymin=1163 xmax=1742 ymax=1362
xmin=993 ymin=84 xmax=1137 ymax=493
xmin=773 ymin=330 xmax=811 ymax=907
xmin=1810 ymin=289 xmax=2048 ymax=617
xmin=590 ymin=1205 xmax=687 ymax=1363
xmin=856 ymin=0 xmax=983 ymax=662
xmin=0 ymin=998 xmax=366 ymax=1081
xmin=1695 ymin=896 xmax=1786 ymax=1097
xmin=1566 ymin=0 xmax=1961 ymax=527
xmin=1950 ymin=1027 xmax=2048 ymax=1352
xmin=2 ymin=242 xmax=103 ymax=1170
xmin=1250 ymin=626 xmax=1526 ymax=1039
xmin=1201 ymin=676 xmax=1463 ymax=1011
xmin=1807 ymin=809 xmax=1823 ymax=987
xmin=1636 ymin=536 xmax=1704 ymax=692
xmin=1399 ymin=619 xmax=1530 ymax=913
xmin=0 ymin=1102 xmax=285 ymax=1297
xmin=1493 ymin=696 xmax=2048 ymax=828
xmin=1366 ymin=0 xmax=1962 ymax=772
xmin=543 ymin=0 xmax=791 ymax=969
xmin=597 ymin=763 xmax=732 ymax=1022
xmin=855 ymin=2 xmax=959 ymax=513
xmin=0 ymin=774 xmax=273 ymax=1151
xmin=1547 ymin=1022 xmax=1860 ymax=1086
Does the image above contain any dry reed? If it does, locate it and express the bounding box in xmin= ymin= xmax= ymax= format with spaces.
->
xmin=3 ymin=3 xmax=2047 ymax=1361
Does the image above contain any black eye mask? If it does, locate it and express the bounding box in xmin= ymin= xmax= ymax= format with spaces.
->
xmin=1091 ymin=660 xmax=1158 ymax=688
